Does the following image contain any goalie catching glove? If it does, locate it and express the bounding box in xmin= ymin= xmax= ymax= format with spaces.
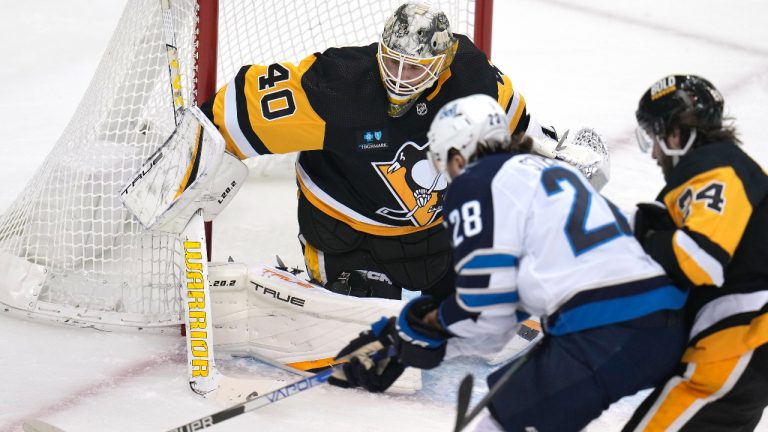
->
xmin=532 ymin=127 xmax=610 ymax=191
xmin=329 ymin=296 xmax=451 ymax=392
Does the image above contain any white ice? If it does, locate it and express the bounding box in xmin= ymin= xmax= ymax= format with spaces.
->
xmin=1 ymin=0 xmax=767 ymax=431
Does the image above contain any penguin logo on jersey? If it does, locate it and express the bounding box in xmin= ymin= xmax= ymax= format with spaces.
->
xmin=372 ymin=141 xmax=448 ymax=226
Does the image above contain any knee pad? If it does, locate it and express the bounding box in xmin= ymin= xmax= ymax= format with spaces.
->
xmin=326 ymin=270 xmax=402 ymax=299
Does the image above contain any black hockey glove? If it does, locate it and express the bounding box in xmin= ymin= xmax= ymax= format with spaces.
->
xmin=328 ymin=316 xmax=404 ymax=393
xmin=394 ymin=295 xmax=452 ymax=370
xmin=328 ymin=296 xmax=452 ymax=393
xmin=633 ymin=202 xmax=675 ymax=245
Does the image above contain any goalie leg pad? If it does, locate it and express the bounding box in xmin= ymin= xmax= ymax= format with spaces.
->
xmin=209 ymin=261 xmax=422 ymax=393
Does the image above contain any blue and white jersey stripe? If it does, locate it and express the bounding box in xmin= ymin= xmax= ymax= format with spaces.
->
xmin=457 ymin=249 xmax=519 ymax=274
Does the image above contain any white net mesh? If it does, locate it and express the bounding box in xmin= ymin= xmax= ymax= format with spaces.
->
xmin=0 ymin=0 xmax=481 ymax=329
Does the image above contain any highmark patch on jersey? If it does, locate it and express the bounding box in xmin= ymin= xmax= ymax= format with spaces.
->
xmin=371 ymin=141 xmax=448 ymax=227
xmin=356 ymin=128 xmax=390 ymax=151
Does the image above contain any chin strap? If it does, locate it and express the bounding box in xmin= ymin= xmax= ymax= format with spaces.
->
xmin=668 ymin=128 xmax=698 ymax=167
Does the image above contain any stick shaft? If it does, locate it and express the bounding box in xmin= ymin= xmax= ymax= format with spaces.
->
xmin=454 ymin=338 xmax=544 ymax=431
xmin=166 ymin=369 xmax=334 ymax=432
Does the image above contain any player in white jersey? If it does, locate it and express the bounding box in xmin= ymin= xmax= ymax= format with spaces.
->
xmin=327 ymin=95 xmax=689 ymax=431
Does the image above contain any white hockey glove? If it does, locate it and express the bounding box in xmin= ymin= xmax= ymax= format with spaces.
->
xmin=532 ymin=128 xmax=610 ymax=191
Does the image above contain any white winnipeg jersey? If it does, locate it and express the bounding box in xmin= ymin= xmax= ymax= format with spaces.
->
xmin=438 ymin=153 xmax=685 ymax=342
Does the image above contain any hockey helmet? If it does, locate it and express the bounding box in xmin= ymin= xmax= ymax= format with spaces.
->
xmin=427 ymin=94 xmax=509 ymax=180
xmin=378 ymin=2 xmax=458 ymax=117
xmin=635 ymin=74 xmax=724 ymax=156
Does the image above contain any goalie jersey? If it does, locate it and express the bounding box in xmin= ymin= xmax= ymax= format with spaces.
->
xmin=200 ymin=35 xmax=549 ymax=237
xmin=438 ymin=153 xmax=688 ymax=343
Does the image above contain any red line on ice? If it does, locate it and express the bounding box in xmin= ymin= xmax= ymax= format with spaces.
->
xmin=0 ymin=352 xmax=182 ymax=432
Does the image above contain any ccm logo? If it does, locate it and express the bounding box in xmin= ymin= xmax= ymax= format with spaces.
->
xmin=250 ymin=282 xmax=306 ymax=307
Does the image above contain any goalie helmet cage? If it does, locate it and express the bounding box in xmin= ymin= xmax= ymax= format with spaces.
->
xmin=0 ymin=0 xmax=494 ymax=331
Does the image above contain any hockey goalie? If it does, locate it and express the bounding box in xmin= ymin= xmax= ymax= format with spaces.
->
xmin=120 ymin=102 xmax=609 ymax=401
xmin=120 ymin=107 xmax=423 ymax=397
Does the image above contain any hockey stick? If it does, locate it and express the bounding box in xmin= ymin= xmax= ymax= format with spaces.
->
xmin=160 ymin=0 xmax=184 ymax=124
xmin=158 ymin=0 xmax=224 ymax=397
xmin=452 ymin=337 xmax=544 ymax=432
xmin=20 ymin=370 xmax=334 ymax=432
xmin=165 ymin=367 xmax=336 ymax=432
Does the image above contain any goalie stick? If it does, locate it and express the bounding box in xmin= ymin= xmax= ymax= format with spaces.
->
xmin=119 ymin=0 xmax=252 ymax=402
xmin=161 ymin=0 xmax=184 ymax=123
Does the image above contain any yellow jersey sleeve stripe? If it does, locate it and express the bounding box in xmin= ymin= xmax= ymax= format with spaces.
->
xmin=497 ymin=74 xmax=529 ymax=133
xmin=209 ymin=82 xmax=248 ymax=160
xmin=241 ymin=56 xmax=326 ymax=154
xmin=497 ymin=73 xmax=514 ymax=113
xmin=223 ymin=74 xmax=261 ymax=158
xmin=664 ymin=166 xmax=752 ymax=257
xmin=507 ymin=92 xmax=526 ymax=133
xmin=672 ymin=230 xmax=724 ymax=287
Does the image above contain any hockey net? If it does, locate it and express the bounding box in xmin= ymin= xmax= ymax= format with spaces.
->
xmin=0 ymin=0 xmax=491 ymax=330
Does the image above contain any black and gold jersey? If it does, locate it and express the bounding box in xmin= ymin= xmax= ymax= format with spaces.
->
xmin=644 ymin=140 xmax=768 ymax=362
xmin=200 ymin=34 xmax=540 ymax=237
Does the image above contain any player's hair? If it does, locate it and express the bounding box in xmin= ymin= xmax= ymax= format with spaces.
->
xmin=469 ymin=133 xmax=532 ymax=161
xmin=674 ymin=111 xmax=741 ymax=147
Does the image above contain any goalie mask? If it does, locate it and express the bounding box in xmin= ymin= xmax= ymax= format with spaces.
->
xmin=635 ymin=74 xmax=724 ymax=158
xmin=427 ymin=94 xmax=509 ymax=181
xmin=379 ymin=2 xmax=458 ymax=118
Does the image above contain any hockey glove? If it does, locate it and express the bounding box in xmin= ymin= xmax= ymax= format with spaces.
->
xmin=328 ymin=316 xmax=404 ymax=393
xmin=328 ymin=296 xmax=452 ymax=392
xmin=394 ymin=295 xmax=452 ymax=370
xmin=633 ymin=202 xmax=675 ymax=244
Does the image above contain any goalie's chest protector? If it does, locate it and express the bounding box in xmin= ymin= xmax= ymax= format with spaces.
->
xmin=280 ymin=36 xmax=502 ymax=236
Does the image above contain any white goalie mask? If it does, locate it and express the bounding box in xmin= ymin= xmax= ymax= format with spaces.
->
xmin=427 ymin=94 xmax=510 ymax=181
xmin=378 ymin=2 xmax=458 ymax=117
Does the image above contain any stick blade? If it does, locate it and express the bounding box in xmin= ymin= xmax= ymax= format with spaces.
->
xmin=454 ymin=374 xmax=474 ymax=432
